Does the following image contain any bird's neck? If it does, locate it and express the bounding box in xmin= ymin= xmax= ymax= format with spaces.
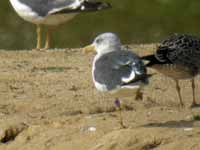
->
xmin=97 ymin=46 xmax=121 ymax=57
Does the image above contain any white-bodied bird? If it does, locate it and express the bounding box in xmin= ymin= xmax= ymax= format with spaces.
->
xmin=9 ymin=0 xmax=111 ymax=49
xmin=83 ymin=33 xmax=150 ymax=127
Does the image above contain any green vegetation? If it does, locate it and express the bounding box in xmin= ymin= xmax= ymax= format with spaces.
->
xmin=193 ymin=115 xmax=200 ymax=121
xmin=32 ymin=67 xmax=66 ymax=73
xmin=44 ymin=67 xmax=65 ymax=72
xmin=1 ymin=0 xmax=200 ymax=49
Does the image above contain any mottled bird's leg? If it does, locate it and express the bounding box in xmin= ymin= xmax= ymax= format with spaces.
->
xmin=175 ymin=80 xmax=184 ymax=107
xmin=135 ymin=88 xmax=143 ymax=100
xmin=191 ymin=78 xmax=200 ymax=108
xmin=36 ymin=25 xmax=42 ymax=50
xmin=114 ymin=98 xmax=126 ymax=128
xmin=45 ymin=26 xmax=55 ymax=49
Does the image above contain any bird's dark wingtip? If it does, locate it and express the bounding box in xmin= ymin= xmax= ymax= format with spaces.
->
xmin=141 ymin=55 xmax=156 ymax=67
xmin=51 ymin=1 xmax=111 ymax=15
xmin=82 ymin=1 xmax=112 ymax=12
xmin=97 ymin=2 xmax=112 ymax=10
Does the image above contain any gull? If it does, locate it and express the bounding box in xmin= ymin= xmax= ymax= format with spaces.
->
xmin=9 ymin=0 xmax=111 ymax=49
xmin=83 ymin=32 xmax=150 ymax=127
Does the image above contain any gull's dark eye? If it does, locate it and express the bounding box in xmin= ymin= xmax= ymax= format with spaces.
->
xmin=96 ymin=38 xmax=103 ymax=44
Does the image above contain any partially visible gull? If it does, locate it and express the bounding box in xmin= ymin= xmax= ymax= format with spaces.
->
xmin=9 ymin=0 xmax=111 ymax=49
xmin=142 ymin=34 xmax=200 ymax=108
xmin=83 ymin=32 xmax=150 ymax=127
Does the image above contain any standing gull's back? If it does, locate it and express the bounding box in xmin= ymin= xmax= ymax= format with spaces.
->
xmin=93 ymin=50 xmax=148 ymax=97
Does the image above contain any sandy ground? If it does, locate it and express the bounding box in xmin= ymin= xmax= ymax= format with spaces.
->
xmin=0 ymin=45 xmax=200 ymax=150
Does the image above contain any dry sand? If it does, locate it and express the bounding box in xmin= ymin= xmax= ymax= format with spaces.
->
xmin=0 ymin=45 xmax=200 ymax=150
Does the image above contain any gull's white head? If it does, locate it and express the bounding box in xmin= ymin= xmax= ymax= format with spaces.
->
xmin=83 ymin=33 xmax=122 ymax=56
xmin=92 ymin=33 xmax=121 ymax=55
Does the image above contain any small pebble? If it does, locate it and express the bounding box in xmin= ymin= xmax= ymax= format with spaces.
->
xmin=183 ymin=128 xmax=193 ymax=131
xmin=85 ymin=115 xmax=93 ymax=119
xmin=88 ymin=127 xmax=96 ymax=132
xmin=147 ymin=111 xmax=152 ymax=116
xmin=185 ymin=115 xmax=192 ymax=120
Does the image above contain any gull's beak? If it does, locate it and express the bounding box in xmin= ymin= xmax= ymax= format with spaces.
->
xmin=82 ymin=44 xmax=96 ymax=54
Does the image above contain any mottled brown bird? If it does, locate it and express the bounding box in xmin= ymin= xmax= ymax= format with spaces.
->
xmin=142 ymin=34 xmax=200 ymax=107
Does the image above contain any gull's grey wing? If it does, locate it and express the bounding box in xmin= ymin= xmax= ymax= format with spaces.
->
xmin=94 ymin=50 xmax=147 ymax=91
xmin=50 ymin=1 xmax=111 ymax=14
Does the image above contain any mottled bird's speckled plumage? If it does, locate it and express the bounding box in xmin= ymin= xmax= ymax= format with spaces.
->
xmin=142 ymin=34 xmax=200 ymax=107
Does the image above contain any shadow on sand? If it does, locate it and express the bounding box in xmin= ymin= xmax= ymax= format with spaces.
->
xmin=142 ymin=120 xmax=200 ymax=128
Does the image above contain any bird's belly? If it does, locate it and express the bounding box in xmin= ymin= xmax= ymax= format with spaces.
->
xmin=16 ymin=11 xmax=77 ymax=26
xmin=39 ymin=14 xmax=77 ymax=26
xmin=152 ymin=64 xmax=193 ymax=80
xmin=10 ymin=0 xmax=77 ymax=25
xmin=94 ymin=81 xmax=140 ymax=98
xmin=10 ymin=0 xmax=42 ymax=24
xmin=110 ymin=87 xmax=140 ymax=98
